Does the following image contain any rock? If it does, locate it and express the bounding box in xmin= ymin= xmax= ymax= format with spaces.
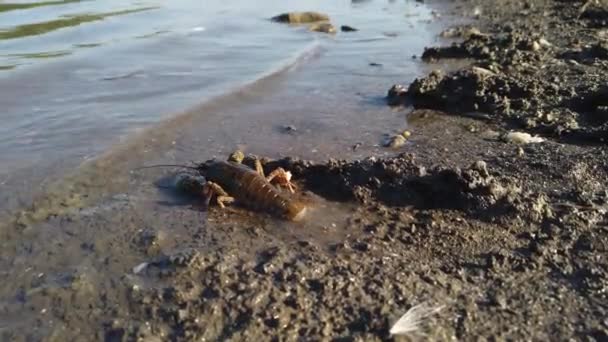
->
xmin=538 ymin=38 xmax=552 ymax=47
xmin=471 ymin=66 xmax=496 ymax=77
xmin=282 ymin=125 xmax=297 ymax=133
xmin=473 ymin=6 xmax=482 ymax=18
xmin=340 ymin=25 xmax=358 ymax=32
xmin=530 ymin=40 xmax=541 ymax=52
xmin=309 ymin=22 xmax=336 ymax=34
xmin=167 ymin=248 xmax=201 ymax=268
xmin=472 ymin=160 xmax=489 ymax=177
xmin=440 ymin=26 xmax=484 ymax=39
xmin=490 ymin=291 xmax=507 ymax=309
xmin=384 ymin=135 xmax=406 ymax=148
xmin=271 ymin=12 xmax=329 ymax=24
xmin=386 ymin=84 xmax=408 ymax=106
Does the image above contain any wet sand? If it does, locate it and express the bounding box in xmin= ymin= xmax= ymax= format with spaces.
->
xmin=1 ymin=0 xmax=608 ymax=341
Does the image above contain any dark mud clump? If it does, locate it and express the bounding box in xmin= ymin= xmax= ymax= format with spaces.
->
xmin=271 ymin=155 xmax=518 ymax=216
xmin=400 ymin=0 xmax=608 ymax=144
xmin=406 ymin=66 xmax=581 ymax=137
xmin=579 ymin=1 xmax=608 ymax=27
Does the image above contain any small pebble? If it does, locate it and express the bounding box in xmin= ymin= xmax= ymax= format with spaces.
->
xmin=531 ymin=41 xmax=541 ymax=51
xmin=282 ymin=125 xmax=297 ymax=133
xmin=538 ymin=38 xmax=552 ymax=47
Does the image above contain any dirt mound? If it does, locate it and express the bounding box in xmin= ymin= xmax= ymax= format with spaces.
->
xmin=395 ymin=1 xmax=608 ymax=144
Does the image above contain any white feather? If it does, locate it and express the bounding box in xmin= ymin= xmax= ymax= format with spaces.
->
xmin=389 ymin=303 xmax=444 ymax=336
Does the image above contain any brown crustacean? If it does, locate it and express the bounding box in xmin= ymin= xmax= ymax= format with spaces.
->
xmin=198 ymin=159 xmax=307 ymax=221
xmin=142 ymin=154 xmax=307 ymax=221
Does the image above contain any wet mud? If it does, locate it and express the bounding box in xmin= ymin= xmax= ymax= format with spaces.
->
xmin=392 ymin=0 xmax=608 ymax=146
xmin=1 ymin=0 xmax=608 ymax=341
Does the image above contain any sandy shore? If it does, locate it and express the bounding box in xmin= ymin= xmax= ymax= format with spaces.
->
xmin=1 ymin=0 xmax=607 ymax=340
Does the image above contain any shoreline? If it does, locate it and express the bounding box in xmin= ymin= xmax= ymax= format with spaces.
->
xmin=1 ymin=0 xmax=607 ymax=340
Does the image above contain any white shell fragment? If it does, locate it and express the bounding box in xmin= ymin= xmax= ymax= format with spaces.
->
xmin=505 ymin=132 xmax=545 ymax=144
xmin=389 ymin=303 xmax=444 ymax=336
xmin=132 ymin=262 xmax=149 ymax=274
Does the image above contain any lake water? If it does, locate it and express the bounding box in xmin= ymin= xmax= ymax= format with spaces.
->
xmin=0 ymin=0 xmax=443 ymax=216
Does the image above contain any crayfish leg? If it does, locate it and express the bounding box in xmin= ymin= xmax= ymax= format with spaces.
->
xmin=216 ymin=196 xmax=235 ymax=208
xmin=266 ymin=168 xmax=297 ymax=193
xmin=254 ymin=159 xmax=265 ymax=177
xmin=202 ymin=182 xmax=234 ymax=208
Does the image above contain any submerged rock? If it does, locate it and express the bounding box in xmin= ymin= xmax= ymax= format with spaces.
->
xmin=282 ymin=125 xmax=297 ymax=133
xmin=386 ymin=84 xmax=408 ymax=106
xmin=341 ymin=25 xmax=358 ymax=32
xmin=384 ymin=135 xmax=406 ymax=149
xmin=271 ymin=12 xmax=329 ymax=24
xmin=309 ymin=22 xmax=336 ymax=34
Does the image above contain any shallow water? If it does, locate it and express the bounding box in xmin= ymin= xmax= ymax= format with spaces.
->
xmin=0 ymin=0 xmax=442 ymax=215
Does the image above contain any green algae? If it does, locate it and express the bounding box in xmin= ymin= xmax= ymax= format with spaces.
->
xmin=0 ymin=0 xmax=82 ymax=13
xmin=11 ymin=50 xmax=72 ymax=58
xmin=0 ymin=6 xmax=158 ymax=40
xmin=73 ymin=42 xmax=102 ymax=48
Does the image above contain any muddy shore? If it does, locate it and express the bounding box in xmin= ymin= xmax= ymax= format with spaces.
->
xmin=1 ymin=0 xmax=608 ymax=341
